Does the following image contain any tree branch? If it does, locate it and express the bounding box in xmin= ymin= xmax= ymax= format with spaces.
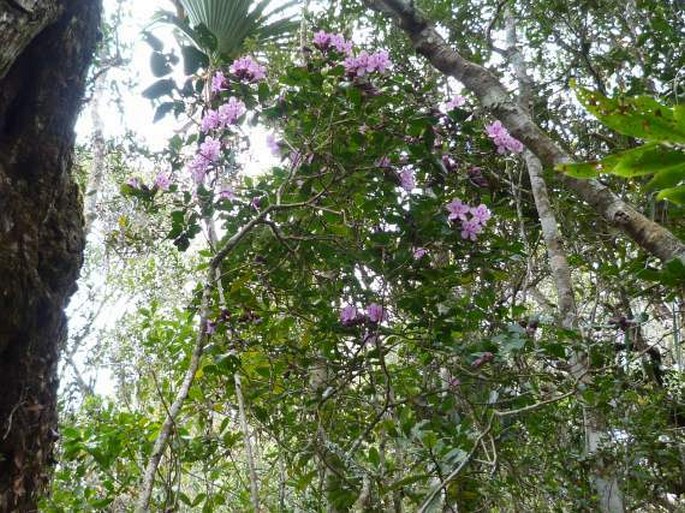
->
xmin=363 ymin=0 xmax=685 ymax=264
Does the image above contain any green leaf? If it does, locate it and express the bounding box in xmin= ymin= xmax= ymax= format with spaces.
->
xmin=389 ymin=473 xmax=429 ymax=491
xmin=657 ymin=185 xmax=685 ymax=205
xmin=153 ymin=102 xmax=176 ymax=123
xmin=575 ymin=86 xmax=685 ymax=143
xmin=368 ymin=446 xmax=380 ymax=467
xmin=611 ymin=144 xmax=685 ymax=178
xmin=181 ymin=45 xmax=209 ymax=75
xmin=150 ymin=52 xmax=173 ymax=77
xmin=645 ymin=164 xmax=685 ymax=191
xmin=142 ymin=78 xmax=175 ymax=100
xmin=554 ymin=160 xmax=603 ymax=178
xmin=558 ymin=143 xmax=685 ymax=183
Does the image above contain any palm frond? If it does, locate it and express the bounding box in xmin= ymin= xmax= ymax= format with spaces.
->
xmin=177 ymin=0 xmax=298 ymax=59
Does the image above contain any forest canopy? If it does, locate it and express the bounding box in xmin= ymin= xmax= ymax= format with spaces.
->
xmin=45 ymin=0 xmax=685 ymax=511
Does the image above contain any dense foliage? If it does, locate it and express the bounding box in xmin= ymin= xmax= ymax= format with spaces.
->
xmin=45 ymin=0 xmax=684 ymax=511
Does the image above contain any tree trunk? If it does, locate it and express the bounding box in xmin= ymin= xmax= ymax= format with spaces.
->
xmin=0 ymin=1 xmax=100 ymax=510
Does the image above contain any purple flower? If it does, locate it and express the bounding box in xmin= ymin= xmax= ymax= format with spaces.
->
xmin=266 ymin=133 xmax=281 ymax=156
xmin=229 ymin=56 xmax=266 ymax=82
xmin=154 ymin=172 xmax=171 ymax=190
xmin=448 ymin=377 xmax=461 ymax=389
xmin=340 ymin=305 xmax=358 ymax=325
xmin=217 ymin=97 xmax=246 ymax=126
xmin=472 ymin=351 xmax=494 ymax=369
xmin=470 ymin=204 xmax=491 ymax=226
xmin=199 ymin=136 xmax=221 ymax=162
xmin=343 ymin=55 xmax=361 ymax=76
xmin=211 ymin=71 xmax=227 ymax=93
xmin=376 ymin=156 xmax=392 ymax=168
xmin=313 ymin=30 xmax=331 ymax=49
xmin=219 ymin=187 xmax=236 ymax=200
xmin=442 ymin=155 xmax=457 ymax=173
xmin=330 ymin=33 xmax=353 ymax=55
xmin=467 ymin=167 xmax=488 ymax=188
xmin=344 ymin=50 xmax=391 ymax=77
xmin=126 ymin=177 xmax=141 ymax=188
xmin=187 ymin=154 xmax=209 ymax=183
xmin=201 ymin=109 xmax=220 ymax=132
xmin=205 ymin=320 xmax=217 ymax=334
xmin=366 ymin=303 xmax=387 ymax=324
xmin=368 ymin=50 xmax=391 ymax=73
xmin=485 ymin=120 xmax=524 ymax=154
xmin=509 ymin=137 xmax=524 ymax=153
xmin=399 ymin=168 xmax=415 ymax=192
xmin=413 ymin=247 xmax=428 ymax=260
xmin=460 ymin=218 xmax=483 ymax=241
xmin=250 ymin=196 xmax=261 ymax=210
xmin=290 ymin=150 xmax=302 ymax=168
xmin=445 ymin=95 xmax=466 ymax=111
xmin=314 ymin=31 xmax=353 ymax=55
xmin=446 ymin=198 xmax=470 ymax=221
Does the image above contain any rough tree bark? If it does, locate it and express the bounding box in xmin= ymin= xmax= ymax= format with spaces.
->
xmin=362 ymin=0 xmax=685 ymax=265
xmin=0 ymin=0 xmax=100 ymax=510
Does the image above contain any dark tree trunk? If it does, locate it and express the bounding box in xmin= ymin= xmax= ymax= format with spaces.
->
xmin=0 ymin=1 xmax=100 ymax=510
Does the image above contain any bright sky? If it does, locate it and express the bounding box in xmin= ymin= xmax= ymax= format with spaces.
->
xmin=68 ymin=0 xmax=282 ymax=398
xmin=76 ymin=0 xmax=277 ymax=169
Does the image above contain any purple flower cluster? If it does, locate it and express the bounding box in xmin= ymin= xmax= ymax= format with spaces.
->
xmin=413 ymin=247 xmax=428 ymax=260
xmin=186 ymin=136 xmax=222 ymax=183
xmin=211 ymin=71 xmax=228 ymax=93
xmin=399 ymin=167 xmax=415 ymax=192
xmin=446 ymin=198 xmax=492 ymax=241
xmin=376 ymin=156 xmax=392 ymax=168
xmin=312 ymin=30 xmax=353 ymax=55
xmin=154 ymin=172 xmax=171 ymax=190
xmin=266 ymin=133 xmax=281 ymax=157
xmin=485 ymin=120 xmax=524 ymax=154
xmin=219 ymin=186 xmax=236 ymax=200
xmin=444 ymin=95 xmax=466 ymax=111
xmin=340 ymin=302 xmax=388 ymax=326
xmin=229 ymin=56 xmax=267 ymax=82
xmin=343 ymin=50 xmax=391 ymax=77
xmin=201 ymin=97 xmax=246 ymax=133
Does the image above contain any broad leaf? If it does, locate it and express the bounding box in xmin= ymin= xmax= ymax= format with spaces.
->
xmin=575 ymin=86 xmax=685 ymax=143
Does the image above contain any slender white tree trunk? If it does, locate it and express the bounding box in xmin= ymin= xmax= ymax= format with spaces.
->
xmin=504 ymin=10 xmax=625 ymax=512
xmin=84 ymin=74 xmax=107 ymax=235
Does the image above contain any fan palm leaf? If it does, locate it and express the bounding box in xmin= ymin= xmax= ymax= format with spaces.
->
xmin=177 ymin=0 xmax=299 ymax=59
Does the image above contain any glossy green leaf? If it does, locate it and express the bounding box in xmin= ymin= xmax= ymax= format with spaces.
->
xmin=645 ymin=164 xmax=685 ymax=191
xmin=556 ymin=150 xmax=622 ymax=178
xmin=611 ymin=144 xmax=685 ymax=178
xmin=656 ymin=185 xmax=685 ymax=205
xmin=575 ymin=86 xmax=685 ymax=143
